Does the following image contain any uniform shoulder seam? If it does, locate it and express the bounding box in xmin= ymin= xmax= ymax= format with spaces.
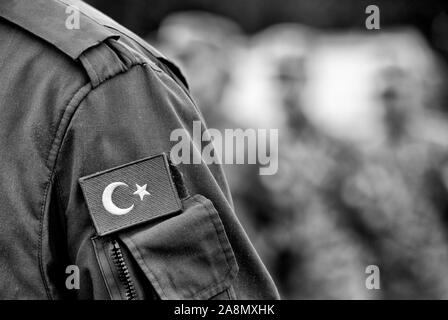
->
xmin=39 ymin=82 xmax=92 ymax=299
xmin=38 ymin=60 xmax=151 ymax=298
xmin=78 ymin=38 xmax=157 ymax=88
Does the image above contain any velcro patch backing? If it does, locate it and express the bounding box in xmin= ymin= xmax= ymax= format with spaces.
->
xmin=79 ymin=153 xmax=182 ymax=236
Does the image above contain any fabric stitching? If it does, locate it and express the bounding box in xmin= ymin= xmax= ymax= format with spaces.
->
xmin=123 ymin=235 xmax=169 ymax=299
xmin=189 ymin=195 xmax=238 ymax=299
xmin=39 ymin=83 xmax=92 ymax=300
xmin=39 ymin=62 xmax=150 ymax=299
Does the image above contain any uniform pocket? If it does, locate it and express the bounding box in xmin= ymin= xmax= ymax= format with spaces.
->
xmin=93 ymin=194 xmax=239 ymax=300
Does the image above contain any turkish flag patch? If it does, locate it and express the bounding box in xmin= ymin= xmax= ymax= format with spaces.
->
xmin=79 ymin=153 xmax=182 ymax=236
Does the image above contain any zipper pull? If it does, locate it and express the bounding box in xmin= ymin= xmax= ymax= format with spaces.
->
xmin=110 ymin=239 xmax=138 ymax=300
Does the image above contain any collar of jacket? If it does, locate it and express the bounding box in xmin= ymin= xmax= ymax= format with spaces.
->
xmin=0 ymin=0 xmax=120 ymax=60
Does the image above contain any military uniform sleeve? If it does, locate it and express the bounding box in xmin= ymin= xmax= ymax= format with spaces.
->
xmin=52 ymin=60 xmax=279 ymax=299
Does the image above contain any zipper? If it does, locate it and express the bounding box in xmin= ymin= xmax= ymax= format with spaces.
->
xmin=110 ymin=238 xmax=138 ymax=300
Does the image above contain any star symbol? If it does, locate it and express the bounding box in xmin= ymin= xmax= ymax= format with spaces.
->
xmin=133 ymin=184 xmax=150 ymax=201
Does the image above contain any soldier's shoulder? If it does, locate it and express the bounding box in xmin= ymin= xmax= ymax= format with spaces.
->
xmin=0 ymin=0 xmax=187 ymax=88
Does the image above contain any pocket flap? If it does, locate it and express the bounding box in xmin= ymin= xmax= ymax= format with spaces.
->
xmin=118 ymin=195 xmax=239 ymax=299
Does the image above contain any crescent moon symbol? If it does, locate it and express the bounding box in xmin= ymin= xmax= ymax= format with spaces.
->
xmin=102 ymin=182 xmax=134 ymax=215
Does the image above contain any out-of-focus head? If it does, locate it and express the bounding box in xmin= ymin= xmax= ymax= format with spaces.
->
xmin=157 ymin=11 xmax=243 ymax=54
xmin=222 ymin=24 xmax=316 ymax=130
xmin=156 ymin=11 xmax=244 ymax=118
xmin=302 ymin=28 xmax=443 ymax=149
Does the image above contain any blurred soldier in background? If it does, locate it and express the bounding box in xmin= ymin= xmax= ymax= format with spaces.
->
xmin=156 ymin=10 xmax=448 ymax=299
xmin=156 ymin=11 xmax=245 ymax=130
xmin=268 ymin=29 xmax=448 ymax=299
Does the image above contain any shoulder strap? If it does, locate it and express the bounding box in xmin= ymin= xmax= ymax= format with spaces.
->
xmin=0 ymin=0 xmax=189 ymax=88
xmin=0 ymin=0 xmax=120 ymax=60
